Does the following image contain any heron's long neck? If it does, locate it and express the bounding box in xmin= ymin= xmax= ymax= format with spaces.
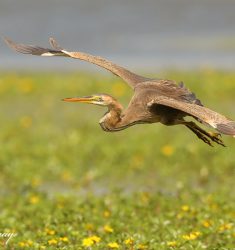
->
xmin=99 ymin=101 xmax=124 ymax=132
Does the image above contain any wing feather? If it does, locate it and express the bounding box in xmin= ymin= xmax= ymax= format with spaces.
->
xmin=148 ymin=96 xmax=235 ymax=136
xmin=4 ymin=37 xmax=150 ymax=89
xmin=4 ymin=38 xmax=64 ymax=56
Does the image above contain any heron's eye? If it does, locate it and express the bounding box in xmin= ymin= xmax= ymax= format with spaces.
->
xmin=98 ymin=97 xmax=103 ymax=102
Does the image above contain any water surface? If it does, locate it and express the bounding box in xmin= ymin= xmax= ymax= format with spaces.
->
xmin=1 ymin=0 xmax=235 ymax=71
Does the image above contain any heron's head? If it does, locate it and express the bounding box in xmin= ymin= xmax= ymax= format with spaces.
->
xmin=62 ymin=94 xmax=115 ymax=107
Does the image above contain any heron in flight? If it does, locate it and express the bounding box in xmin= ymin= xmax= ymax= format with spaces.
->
xmin=4 ymin=38 xmax=235 ymax=146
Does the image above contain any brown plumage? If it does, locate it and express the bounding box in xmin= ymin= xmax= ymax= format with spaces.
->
xmin=4 ymin=37 xmax=235 ymax=146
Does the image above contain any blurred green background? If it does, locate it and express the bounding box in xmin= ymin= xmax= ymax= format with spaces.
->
xmin=0 ymin=70 xmax=234 ymax=249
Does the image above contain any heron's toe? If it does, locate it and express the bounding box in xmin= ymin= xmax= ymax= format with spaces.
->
xmin=208 ymin=132 xmax=225 ymax=147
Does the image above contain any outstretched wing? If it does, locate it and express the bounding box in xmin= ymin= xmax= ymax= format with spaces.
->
xmin=148 ymin=96 xmax=235 ymax=136
xmin=4 ymin=37 xmax=150 ymax=89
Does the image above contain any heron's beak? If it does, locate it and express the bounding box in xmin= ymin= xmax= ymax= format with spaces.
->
xmin=62 ymin=96 xmax=95 ymax=104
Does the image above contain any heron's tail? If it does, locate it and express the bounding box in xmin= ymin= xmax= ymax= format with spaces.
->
xmin=216 ymin=121 xmax=235 ymax=137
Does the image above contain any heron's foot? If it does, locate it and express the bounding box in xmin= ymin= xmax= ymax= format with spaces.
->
xmin=184 ymin=121 xmax=226 ymax=147
xmin=189 ymin=127 xmax=213 ymax=147
xmin=207 ymin=132 xmax=225 ymax=147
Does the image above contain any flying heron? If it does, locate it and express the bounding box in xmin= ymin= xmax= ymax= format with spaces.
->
xmin=4 ymin=38 xmax=235 ymax=147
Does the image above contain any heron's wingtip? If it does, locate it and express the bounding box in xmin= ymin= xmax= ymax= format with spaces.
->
xmin=3 ymin=37 xmax=13 ymax=46
xmin=3 ymin=37 xmax=21 ymax=52
xmin=49 ymin=37 xmax=55 ymax=44
xmin=49 ymin=37 xmax=62 ymax=50
xmin=2 ymin=36 xmax=9 ymax=42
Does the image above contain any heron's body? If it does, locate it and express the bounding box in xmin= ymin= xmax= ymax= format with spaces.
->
xmin=5 ymin=37 xmax=235 ymax=146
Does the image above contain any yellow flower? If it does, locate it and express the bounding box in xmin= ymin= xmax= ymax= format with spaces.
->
xmin=131 ymin=154 xmax=144 ymax=170
xmin=140 ymin=192 xmax=150 ymax=204
xmin=103 ymin=225 xmax=114 ymax=233
xmin=182 ymin=231 xmax=201 ymax=240
xmin=137 ymin=244 xmax=148 ymax=249
xmin=29 ymin=195 xmax=40 ymax=204
xmin=103 ymin=210 xmax=111 ymax=218
xmin=27 ymin=240 xmax=33 ymax=246
xmin=161 ymin=145 xmax=174 ymax=156
xmin=31 ymin=178 xmax=41 ymax=187
xmin=209 ymin=203 xmax=218 ymax=211
xmin=107 ymin=242 xmax=119 ymax=248
xmin=61 ymin=171 xmax=73 ymax=182
xmin=181 ymin=205 xmax=190 ymax=212
xmin=20 ymin=116 xmax=32 ymax=128
xmin=202 ymin=220 xmax=212 ymax=228
xmin=19 ymin=78 xmax=34 ymax=93
xmin=167 ymin=241 xmax=177 ymax=247
xmin=57 ymin=202 xmax=64 ymax=209
xmin=82 ymin=235 xmax=101 ymax=247
xmin=59 ymin=237 xmax=69 ymax=243
xmin=18 ymin=240 xmax=33 ymax=247
xmin=219 ymin=223 xmax=232 ymax=232
xmin=182 ymin=234 xmax=193 ymax=240
xmin=18 ymin=242 xmax=26 ymax=247
xmin=124 ymin=238 xmax=134 ymax=245
xmin=48 ymin=239 xmax=58 ymax=245
xmin=90 ymin=235 xmax=101 ymax=243
xmin=85 ymin=223 xmax=94 ymax=231
xmin=45 ymin=228 xmax=55 ymax=235
xmin=82 ymin=237 xmax=94 ymax=247
xmin=40 ymin=246 xmax=46 ymax=249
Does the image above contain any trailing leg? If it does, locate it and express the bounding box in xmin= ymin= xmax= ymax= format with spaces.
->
xmin=183 ymin=121 xmax=225 ymax=147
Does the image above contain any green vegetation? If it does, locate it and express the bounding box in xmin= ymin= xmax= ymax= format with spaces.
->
xmin=0 ymin=70 xmax=234 ymax=249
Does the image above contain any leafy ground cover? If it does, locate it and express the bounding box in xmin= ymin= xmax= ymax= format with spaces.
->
xmin=0 ymin=70 xmax=234 ymax=249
